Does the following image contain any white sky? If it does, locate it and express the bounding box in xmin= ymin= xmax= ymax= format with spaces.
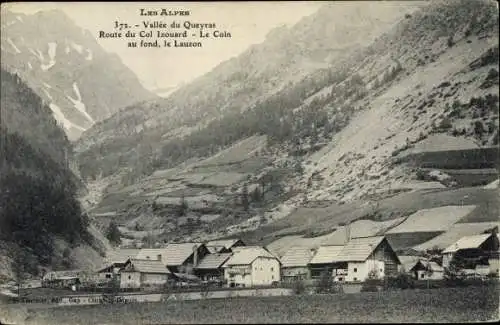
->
xmin=7 ymin=2 xmax=324 ymax=91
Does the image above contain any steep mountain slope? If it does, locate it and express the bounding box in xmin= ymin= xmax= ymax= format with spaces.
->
xmin=75 ymin=1 xmax=424 ymax=179
xmin=302 ymin=0 xmax=499 ymax=202
xmin=0 ymin=68 xmax=106 ymax=281
xmin=77 ymin=0 xmax=498 ymax=247
xmin=1 ymin=8 xmax=156 ymax=140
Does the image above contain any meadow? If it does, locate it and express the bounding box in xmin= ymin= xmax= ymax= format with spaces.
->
xmin=7 ymin=284 xmax=498 ymax=325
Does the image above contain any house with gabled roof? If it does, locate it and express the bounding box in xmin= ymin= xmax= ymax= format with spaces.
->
xmin=308 ymin=236 xmax=401 ymax=282
xmin=119 ymin=258 xmax=174 ymax=289
xmin=194 ymin=252 xmax=233 ymax=282
xmin=407 ymin=259 xmax=444 ymax=280
xmin=442 ymin=232 xmax=499 ymax=274
xmin=308 ymin=245 xmax=345 ymax=280
xmin=206 ymin=239 xmax=245 ymax=253
xmin=222 ymin=246 xmax=280 ymax=287
xmin=135 ymin=243 xmax=210 ymax=273
xmin=332 ymin=236 xmax=401 ymax=282
xmin=280 ymin=247 xmax=316 ymax=281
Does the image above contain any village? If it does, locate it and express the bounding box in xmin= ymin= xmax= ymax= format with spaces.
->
xmin=7 ymin=227 xmax=497 ymax=302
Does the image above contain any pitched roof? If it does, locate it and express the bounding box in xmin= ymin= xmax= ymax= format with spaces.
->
xmin=135 ymin=248 xmax=169 ymax=261
xmin=105 ymin=249 xmax=141 ymax=264
xmin=409 ymin=260 xmax=443 ymax=272
xmin=334 ymin=236 xmax=386 ymax=262
xmin=162 ymin=243 xmax=203 ymax=266
xmin=124 ymin=259 xmax=171 ymax=274
xmin=309 ymin=246 xmax=344 ymax=265
xmin=280 ymin=247 xmax=315 ymax=267
xmin=428 ymin=262 xmax=444 ymax=272
xmin=414 ymin=222 xmax=500 ymax=251
xmin=399 ymin=255 xmax=427 ymax=272
xmin=206 ymin=239 xmax=242 ymax=250
xmin=195 ymin=253 xmax=233 ymax=269
xmin=224 ymin=247 xmax=278 ymax=266
xmin=136 ymin=243 xmax=203 ymax=266
xmin=443 ymin=234 xmax=493 ymax=253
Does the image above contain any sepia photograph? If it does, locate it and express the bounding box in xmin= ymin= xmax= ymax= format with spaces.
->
xmin=0 ymin=1 xmax=499 ymax=324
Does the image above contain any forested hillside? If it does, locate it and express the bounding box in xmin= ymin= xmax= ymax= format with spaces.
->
xmin=0 ymin=68 xmax=100 ymax=279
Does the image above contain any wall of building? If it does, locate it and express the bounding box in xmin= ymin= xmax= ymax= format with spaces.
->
xmin=489 ymin=258 xmax=499 ymax=275
xmin=195 ymin=269 xmax=224 ymax=281
xmin=345 ymin=260 xmax=385 ymax=282
xmin=97 ymin=272 xmax=113 ymax=281
xmin=120 ymin=272 xmax=141 ymax=288
xmin=416 ymin=270 xmax=444 ymax=280
xmin=443 ymin=253 xmax=453 ymax=268
xmin=224 ymin=265 xmax=252 ymax=287
xmin=372 ymin=240 xmax=399 ymax=277
xmin=251 ymin=257 xmax=280 ymax=286
xmin=141 ymin=273 xmax=169 ymax=287
xmin=282 ymin=267 xmax=310 ymax=280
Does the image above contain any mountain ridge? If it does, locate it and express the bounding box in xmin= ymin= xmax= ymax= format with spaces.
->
xmin=1 ymin=7 xmax=157 ymax=140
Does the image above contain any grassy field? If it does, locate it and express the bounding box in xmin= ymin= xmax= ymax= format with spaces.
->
xmin=5 ymin=285 xmax=498 ymax=324
xmin=239 ymin=185 xmax=499 ymax=247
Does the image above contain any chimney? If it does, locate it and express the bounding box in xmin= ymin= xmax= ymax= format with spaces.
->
xmin=345 ymin=223 xmax=351 ymax=244
xmin=193 ymin=245 xmax=198 ymax=267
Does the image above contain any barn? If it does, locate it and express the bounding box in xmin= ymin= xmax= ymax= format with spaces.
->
xmin=442 ymin=232 xmax=500 ymax=274
xmin=280 ymin=247 xmax=316 ymax=282
xmin=308 ymin=245 xmax=345 ymax=280
xmin=308 ymin=236 xmax=401 ymax=282
xmin=408 ymin=259 xmax=444 ymax=280
xmin=194 ymin=252 xmax=232 ymax=282
xmin=333 ymin=236 xmax=401 ymax=282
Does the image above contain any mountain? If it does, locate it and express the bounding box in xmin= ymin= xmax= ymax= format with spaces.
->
xmin=75 ymin=0 xmax=498 ymax=247
xmin=0 ymin=68 xmax=106 ymax=281
xmin=74 ymin=1 xmax=424 ymax=178
xmin=1 ymin=8 xmax=157 ymax=141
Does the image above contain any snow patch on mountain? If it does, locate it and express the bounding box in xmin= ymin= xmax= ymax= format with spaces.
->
xmin=85 ymin=49 xmax=92 ymax=61
xmin=16 ymin=16 xmax=23 ymax=23
xmin=49 ymin=103 xmax=85 ymax=132
xmin=40 ymin=42 xmax=57 ymax=71
xmin=70 ymin=42 xmax=83 ymax=54
xmin=67 ymin=82 xmax=94 ymax=124
xmin=27 ymin=62 xmax=32 ymax=70
xmin=28 ymin=48 xmax=44 ymax=61
xmin=42 ymin=88 xmax=53 ymax=101
xmin=42 ymin=82 xmax=52 ymax=89
xmin=7 ymin=38 xmax=21 ymax=54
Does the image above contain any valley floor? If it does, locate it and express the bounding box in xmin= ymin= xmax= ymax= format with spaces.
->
xmin=3 ymin=284 xmax=498 ymax=324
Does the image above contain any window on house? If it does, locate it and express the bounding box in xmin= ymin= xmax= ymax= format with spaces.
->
xmin=421 ymin=273 xmax=425 ymax=279
xmin=105 ymin=274 xmax=111 ymax=279
xmin=271 ymin=267 xmax=274 ymax=271
xmin=128 ymin=276 xmax=131 ymax=280
xmin=353 ymin=268 xmax=357 ymax=273
xmin=272 ymin=275 xmax=274 ymax=280
xmin=353 ymin=277 xmax=357 ymax=281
